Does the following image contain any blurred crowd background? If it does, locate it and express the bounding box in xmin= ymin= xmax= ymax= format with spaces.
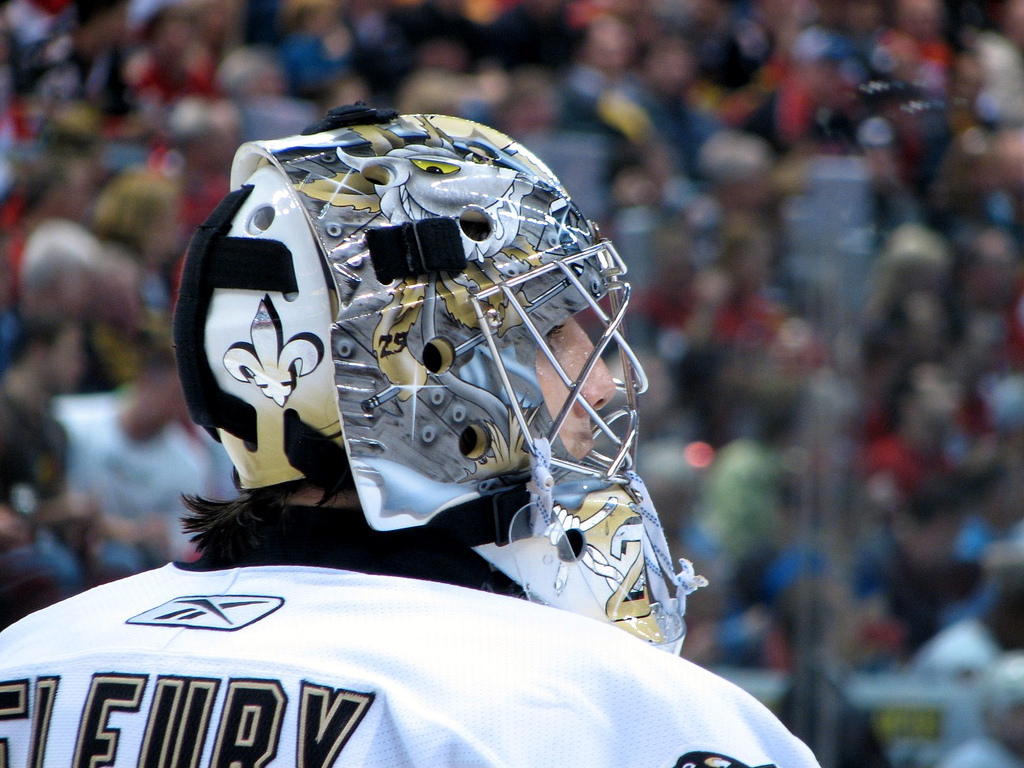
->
xmin=4 ymin=0 xmax=1024 ymax=764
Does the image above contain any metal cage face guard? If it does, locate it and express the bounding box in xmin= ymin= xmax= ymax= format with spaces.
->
xmin=188 ymin=112 xmax=703 ymax=648
xmin=471 ymin=243 xmax=649 ymax=482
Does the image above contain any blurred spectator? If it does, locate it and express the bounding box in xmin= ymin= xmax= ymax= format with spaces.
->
xmin=632 ymin=218 xmax=699 ymax=356
xmin=929 ymin=127 xmax=1007 ymax=239
xmin=936 ymin=650 xmax=1024 ymax=768
xmin=742 ymin=25 xmax=864 ymax=156
xmin=853 ymin=476 xmax=981 ymax=660
xmin=957 ymin=227 xmax=1020 ymax=340
xmin=673 ymin=212 xmax=792 ymax=444
xmin=242 ymin=0 xmax=284 ymax=47
xmin=72 ymin=0 xmax=133 ymax=117
xmin=912 ymin=536 xmax=1024 ymax=683
xmin=394 ymin=65 xmax=504 ymax=122
xmin=949 ymin=227 xmax=1021 ymax=403
xmin=491 ymin=64 xmax=559 ymax=141
xmin=605 ymin=138 xmax=689 ymax=287
xmin=340 ymin=0 xmax=408 ymax=101
xmin=877 ymin=0 xmax=953 ymax=98
xmin=182 ymin=0 xmax=245 ymax=60
xmin=687 ymin=128 xmax=780 ymax=276
xmin=165 ymin=96 xmax=239 ymax=234
xmin=771 ymin=572 xmax=894 ymax=768
xmin=858 ymin=111 xmax=926 ymax=232
xmin=0 ymin=499 xmax=70 ymax=630
xmin=124 ymin=0 xmax=220 ymax=126
xmin=0 ymin=316 xmax=111 ymax=599
xmin=4 ymin=0 xmax=131 ymax=116
xmin=687 ymin=383 xmax=799 ymax=580
xmin=989 ymin=374 xmax=1024 ymax=458
xmin=18 ymin=218 xmax=103 ymax=323
xmin=491 ymin=64 xmax=612 ymax=221
xmin=863 ymin=223 xmax=955 ymax=374
xmin=829 ymin=0 xmax=887 ymax=74
xmin=83 ymin=248 xmax=147 ymax=391
xmin=556 ymin=13 xmax=647 ymax=142
xmin=17 ymin=218 xmax=143 ymax=393
xmin=0 ymin=239 xmax=20 ymax=378
xmin=276 ymin=0 xmax=354 ymax=102
xmin=945 ymin=49 xmax=996 ymax=137
xmin=636 ymin=33 xmax=722 ymax=182
xmin=697 ymin=128 xmax=778 ymax=222
xmin=975 ymin=0 xmax=1024 ymax=129
xmin=955 ymin=458 xmax=1024 ymax=565
xmin=1 ymin=103 xmax=109 ymax=279
xmin=862 ymin=79 xmax=951 ymax=207
xmin=863 ymin=361 xmax=962 ymax=519
xmin=92 ymin=165 xmax=183 ymax=312
xmin=705 ymin=213 xmax=786 ymax=348
xmin=57 ymin=328 xmax=223 ymax=567
xmin=389 ymin=0 xmax=487 ymax=75
xmin=0 ymin=317 xmax=85 ymax=512
xmin=684 ymin=0 xmax=774 ymax=95
xmin=216 ymin=44 xmax=318 ymax=142
xmin=636 ymin=434 xmax=703 ymax=551
xmin=992 ymin=127 xmax=1024 ymax=241
xmin=485 ymin=0 xmax=579 ymax=73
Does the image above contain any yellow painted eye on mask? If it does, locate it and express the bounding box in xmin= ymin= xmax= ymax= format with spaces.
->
xmin=411 ymin=158 xmax=461 ymax=175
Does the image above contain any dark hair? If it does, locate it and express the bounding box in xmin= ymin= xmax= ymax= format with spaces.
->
xmin=182 ymin=480 xmax=307 ymax=561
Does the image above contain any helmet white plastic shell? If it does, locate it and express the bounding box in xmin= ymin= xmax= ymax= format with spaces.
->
xmin=207 ymin=153 xmax=344 ymax=489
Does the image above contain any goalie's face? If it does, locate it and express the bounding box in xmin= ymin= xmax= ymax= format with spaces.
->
xmin=536 ymin=317 xmax=617 ymax=460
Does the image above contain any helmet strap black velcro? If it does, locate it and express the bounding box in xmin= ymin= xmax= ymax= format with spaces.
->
xmin=283 ymin=409 xmax=351 ymax=496
xmin=424 ymin=485 xmax=531 ymax=548
xmin=174 ymin=184 xmax=301 ymax=446
xmin=366 ymin=218 xmax=467 ymax=284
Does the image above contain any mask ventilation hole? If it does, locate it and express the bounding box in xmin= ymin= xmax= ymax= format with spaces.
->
xmin=362 ymin=163 xmax=391 ymax=186
xmin=459 ymin=207 xmax=493 ymax=241
xmin=247 ymin=206 xmax=275 ymax=233
xmin=558 ymin=528 xmax=586 ymax=562
xmin=459 ymin=423 xmax=490 ymax=459
xmin=422 ymin=337 xmax=455 ymax=374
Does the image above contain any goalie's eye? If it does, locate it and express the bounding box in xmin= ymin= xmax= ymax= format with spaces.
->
xmin=411 ymin=158 xmax=461 ymax=175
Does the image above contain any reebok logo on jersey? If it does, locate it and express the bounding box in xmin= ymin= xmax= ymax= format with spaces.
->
xmin=127 ymin=595 xmax=284 ymax=630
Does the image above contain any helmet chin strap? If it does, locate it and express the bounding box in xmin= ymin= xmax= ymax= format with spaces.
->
xmin=527 ymin=437 xmax=555 ymax=537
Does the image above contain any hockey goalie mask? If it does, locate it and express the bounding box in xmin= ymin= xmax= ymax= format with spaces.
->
xmin=174 ymin=106 xmax=704 ymax=649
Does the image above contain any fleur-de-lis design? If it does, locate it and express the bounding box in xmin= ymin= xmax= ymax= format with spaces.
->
xmin=224 ymin=295 xmax=324 ymax=407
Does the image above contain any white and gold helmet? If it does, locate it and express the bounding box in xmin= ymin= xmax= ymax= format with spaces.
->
xmin=174 ymin=105 xmax=704 ymax=650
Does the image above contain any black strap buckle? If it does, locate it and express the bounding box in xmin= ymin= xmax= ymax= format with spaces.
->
xmin=425 ymin=484 xmax=531 ymax=547
xmin=366 ymin=218 xmax=467 ymax=284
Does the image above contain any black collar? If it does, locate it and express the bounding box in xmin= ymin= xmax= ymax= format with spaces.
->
xmin=180 ymin=505 xmax=525 ymax=597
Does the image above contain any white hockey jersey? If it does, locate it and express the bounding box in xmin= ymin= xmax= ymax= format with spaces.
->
xmin=0 ymin=563 xmax=820 ymax=767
